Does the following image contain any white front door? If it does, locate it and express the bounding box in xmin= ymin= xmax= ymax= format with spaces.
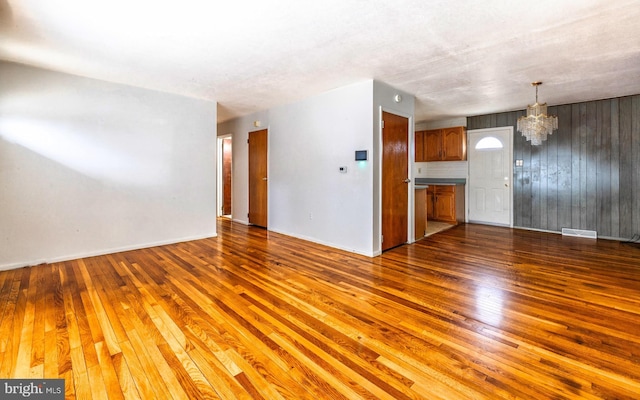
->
xmin=468 ymin=127 xmax=513 ymax=226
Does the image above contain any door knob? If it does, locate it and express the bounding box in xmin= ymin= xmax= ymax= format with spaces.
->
xmin=404 ymin=179 xmax=411 ymax=183
xmin=263 ymin=177 xmax=268 ymax=181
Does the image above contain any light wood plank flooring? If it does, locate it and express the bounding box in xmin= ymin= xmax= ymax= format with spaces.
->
xmin=1 ymin=219 xmax=640 ymax=399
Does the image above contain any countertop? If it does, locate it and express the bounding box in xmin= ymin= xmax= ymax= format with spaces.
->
xmin=415 ymin=178 xmax=466 ymax=185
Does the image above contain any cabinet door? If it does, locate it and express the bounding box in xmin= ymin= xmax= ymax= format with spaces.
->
xmin=415 ymin=130 xmax=426 ymax=162
xmin=415 ymin=188 xmax=426 ymax=239
xmin=424 ymin=129 xmax=442 ymax=161
xmin=434 ymin=186 xmax=456 ymax=223
xmin=441 ymin=127 xmax=466 ymax=161
xmin=434 ymin=192 xmax=456 ymax=223
xmin=426 ymin=186 xmax=435 ymax=219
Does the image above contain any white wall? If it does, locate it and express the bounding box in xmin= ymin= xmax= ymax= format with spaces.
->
xmin=269 ymin=81 xmax=375 ymax=254
xmin=0 ymin=62 xmax=217 ymax=269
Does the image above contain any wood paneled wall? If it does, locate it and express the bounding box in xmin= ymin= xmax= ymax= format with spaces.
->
xmin=467 ymin=94 xmax=640 ymax=239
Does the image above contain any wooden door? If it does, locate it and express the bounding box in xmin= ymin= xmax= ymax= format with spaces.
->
xmin=222 ymin=138 xmax=232 ymax=216
xmin=249 ymin=129 xmax=268 ymax=228
xmin=381 ymin=112 xmax=409 ymax=251
xmin=424 ymin=129 xmax=441 ymax=161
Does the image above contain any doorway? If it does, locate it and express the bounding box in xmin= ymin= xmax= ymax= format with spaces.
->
xmin=467 ymin=127 xmax=513 ymax=226
xmin=217 ymin=136 xmax=233 ymax=218
xmin=381 ymin=111 xmax=410 ymax=251
xmin=248 ymin=129 xmax=268 ymax=228
xmin=221 ymin=137 xmax=232 ymax=216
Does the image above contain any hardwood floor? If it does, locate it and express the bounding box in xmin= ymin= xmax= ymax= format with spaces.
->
xmin=1 ymin=220 xmax=640 ymax=399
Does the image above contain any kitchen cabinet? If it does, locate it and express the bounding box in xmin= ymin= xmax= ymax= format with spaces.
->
xmin=417 ymin=126 xmax=467 ymax=162
xmin=426 ymin=184 xmax=465 ymax=224
xmin=415 ymin=187 xmax=427 ymax=240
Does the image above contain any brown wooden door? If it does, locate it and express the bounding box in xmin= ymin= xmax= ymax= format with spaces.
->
xmin=222 ymin=138 xmax=232 ymax=215
xmin=381 ymin=112 xmax=409 ymax=251
xmin=249 ymin=129 xmax=268 ymax=227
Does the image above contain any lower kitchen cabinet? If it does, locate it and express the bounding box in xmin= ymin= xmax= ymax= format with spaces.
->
xmin=426 ymin=185 xmax=465 ymax=224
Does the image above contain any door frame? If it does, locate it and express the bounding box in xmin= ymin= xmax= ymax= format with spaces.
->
xmin=217 ymin=134 xmax=233 ymax=218
xmin=466 ymin=126 xmax=514 ymax=227
xmin=377 ymin=107 xmax=414 ymax=253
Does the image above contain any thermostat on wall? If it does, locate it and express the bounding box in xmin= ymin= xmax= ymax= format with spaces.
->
xmin=355 ymin=150 xmax=368 ymax=161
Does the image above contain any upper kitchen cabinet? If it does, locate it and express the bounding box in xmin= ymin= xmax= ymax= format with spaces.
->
xmin=415 ymin=126 xmax=467 ymax=162
xmin=415 ymin=129 xmax=426 ymax=162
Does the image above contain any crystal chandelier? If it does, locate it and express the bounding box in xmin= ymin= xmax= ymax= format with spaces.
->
xmin=517 ymin=82 xmax=558 ymax=145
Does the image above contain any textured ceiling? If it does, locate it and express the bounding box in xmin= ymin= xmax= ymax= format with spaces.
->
xmin=2 ymin=0 xmax=640 ymax=123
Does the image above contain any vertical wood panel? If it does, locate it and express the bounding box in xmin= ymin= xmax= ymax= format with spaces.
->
xmin=618 ymin=97 xmax=633 ymax=237
xmin=496 ymin=113 xmax=508 ymax=128
xmin=586 ymin=102 xmax=598 ymax=231
xmin=556 ymin=105 xmax=572 ymax=231
xmin=571 ymin=104 xmax=582 ymax=229
xmin=579 ymin=103 xmax=588 ymax=230
xmin=517 ymin=110 xmax=533 ymax=228
xmin=545 ymin=106 xmax=558 ymax=231
xmin=610 ymin=99 xmax=620 ymax=237
xmin=633 ymin=95 xmax=640 ymax=237
xmin=531 ymin=144 xmax=542 ymax=229
xmin=596 ymin=100 xmax=612 ymax=237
